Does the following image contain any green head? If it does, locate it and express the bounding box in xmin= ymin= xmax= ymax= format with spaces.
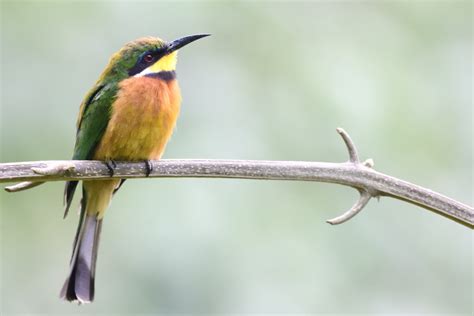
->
xmin=98 ymin=34 xmax=210 ymax=82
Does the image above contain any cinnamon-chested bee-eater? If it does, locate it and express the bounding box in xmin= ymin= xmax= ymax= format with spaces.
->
xmin=60 ymin=34 xmax=209 ymax=303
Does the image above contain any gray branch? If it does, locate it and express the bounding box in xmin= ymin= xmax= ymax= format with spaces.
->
xmin=1 ymin=129 xmax=472 ymax=228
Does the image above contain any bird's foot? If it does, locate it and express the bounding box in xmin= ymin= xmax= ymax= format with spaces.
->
xmin=105 ymin=160 xmax=117 ymax=177
xmin=144 ymin=160 xmax=153 ymax=177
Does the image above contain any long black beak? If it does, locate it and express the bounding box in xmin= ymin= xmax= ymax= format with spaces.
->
xmin=166 ymin=34 xmax=210 ymax=54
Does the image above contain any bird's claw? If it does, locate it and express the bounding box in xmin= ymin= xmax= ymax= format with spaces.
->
xmin=105 ymin=160 xmax=117 ymax=177
xmin=144 ymin=160 xmax=153 ymax=177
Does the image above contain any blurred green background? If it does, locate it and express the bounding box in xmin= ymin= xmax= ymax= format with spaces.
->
xmin=1 ymin=0 xmax=472 ymax=314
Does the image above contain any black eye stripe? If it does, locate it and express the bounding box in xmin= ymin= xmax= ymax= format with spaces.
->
xmin=143 ymin=54 xmax=154 ymax=62
xmin=139 ymin=51 xmax=159 ymax=64
xmin=128 ymin=48 xmax=166 ymax=76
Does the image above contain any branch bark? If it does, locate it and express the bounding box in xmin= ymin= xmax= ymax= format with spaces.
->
xmin=1 ymin=129 xmax=472 ymax=228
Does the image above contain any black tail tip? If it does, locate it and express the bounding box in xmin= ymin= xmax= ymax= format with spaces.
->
xmin=60 ymin=284 xmax=94 ymax=304
xmin=60 ymin=270 xmax=95 ymax=303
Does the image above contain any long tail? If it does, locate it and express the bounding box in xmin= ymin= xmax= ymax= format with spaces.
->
xmin=60 ymin=194 xmax=102 ymax=303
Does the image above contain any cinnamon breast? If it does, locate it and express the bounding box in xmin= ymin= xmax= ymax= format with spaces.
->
xmin=93 ymin=76 xmax=181 ymax=161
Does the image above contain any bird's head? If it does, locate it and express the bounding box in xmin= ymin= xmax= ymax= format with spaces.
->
xmin=100 ymin=34 xmax=210 ymax=81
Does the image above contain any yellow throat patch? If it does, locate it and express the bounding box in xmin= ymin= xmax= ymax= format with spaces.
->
xmin=134 ymin=51 xmax=177 ymax=77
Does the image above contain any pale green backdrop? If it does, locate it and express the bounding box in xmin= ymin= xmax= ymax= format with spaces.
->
xmin=1 ymin=0 xmax=472 ymax=314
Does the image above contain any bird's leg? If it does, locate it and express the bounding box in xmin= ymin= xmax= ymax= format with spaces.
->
xmin=104 ymin=160 xmax=117 ymax=177
xmin=144 ymin=160 xmax=153 ymax=177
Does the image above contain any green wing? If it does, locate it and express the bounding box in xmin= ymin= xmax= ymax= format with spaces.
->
xmin=73 ymin=83 xmax=118 ymax=160
xmin=64 ymin=83 xmax=118 ymax=218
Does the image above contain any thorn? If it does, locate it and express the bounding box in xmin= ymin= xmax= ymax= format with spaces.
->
xmin=336 ymin=128 xmax=360 ymax=163
xmin=326 ymin=190 xmax=371 ymax=225
xmin=4 ymin=181 xmax=45 ymax=192
xmin=363 ymin=159 xmax=375 ymax=168
xmin=31 ymin=163 xmax=75 ymax=176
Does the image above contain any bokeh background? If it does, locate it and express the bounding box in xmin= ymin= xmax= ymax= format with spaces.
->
xmin=1 ymin=0 xmax=472 ymax=314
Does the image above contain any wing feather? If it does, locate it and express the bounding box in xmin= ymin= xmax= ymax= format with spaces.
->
xmin=63 ymin=83 xmax=119 ymax=218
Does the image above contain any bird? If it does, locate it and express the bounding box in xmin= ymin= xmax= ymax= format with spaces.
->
xmin=60 ymin=34 xmax=210 ymax=303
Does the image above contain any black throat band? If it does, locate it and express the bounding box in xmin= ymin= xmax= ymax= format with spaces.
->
xmin=144 ymin=70 xmax=176 ymax=81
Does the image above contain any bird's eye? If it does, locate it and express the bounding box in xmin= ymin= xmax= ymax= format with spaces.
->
xmin=143 ymin=54 xmax=154 ymax=63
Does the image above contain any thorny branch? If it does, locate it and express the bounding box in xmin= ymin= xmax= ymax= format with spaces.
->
xmin=1 ymin=129 xmax=472 ymax=228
